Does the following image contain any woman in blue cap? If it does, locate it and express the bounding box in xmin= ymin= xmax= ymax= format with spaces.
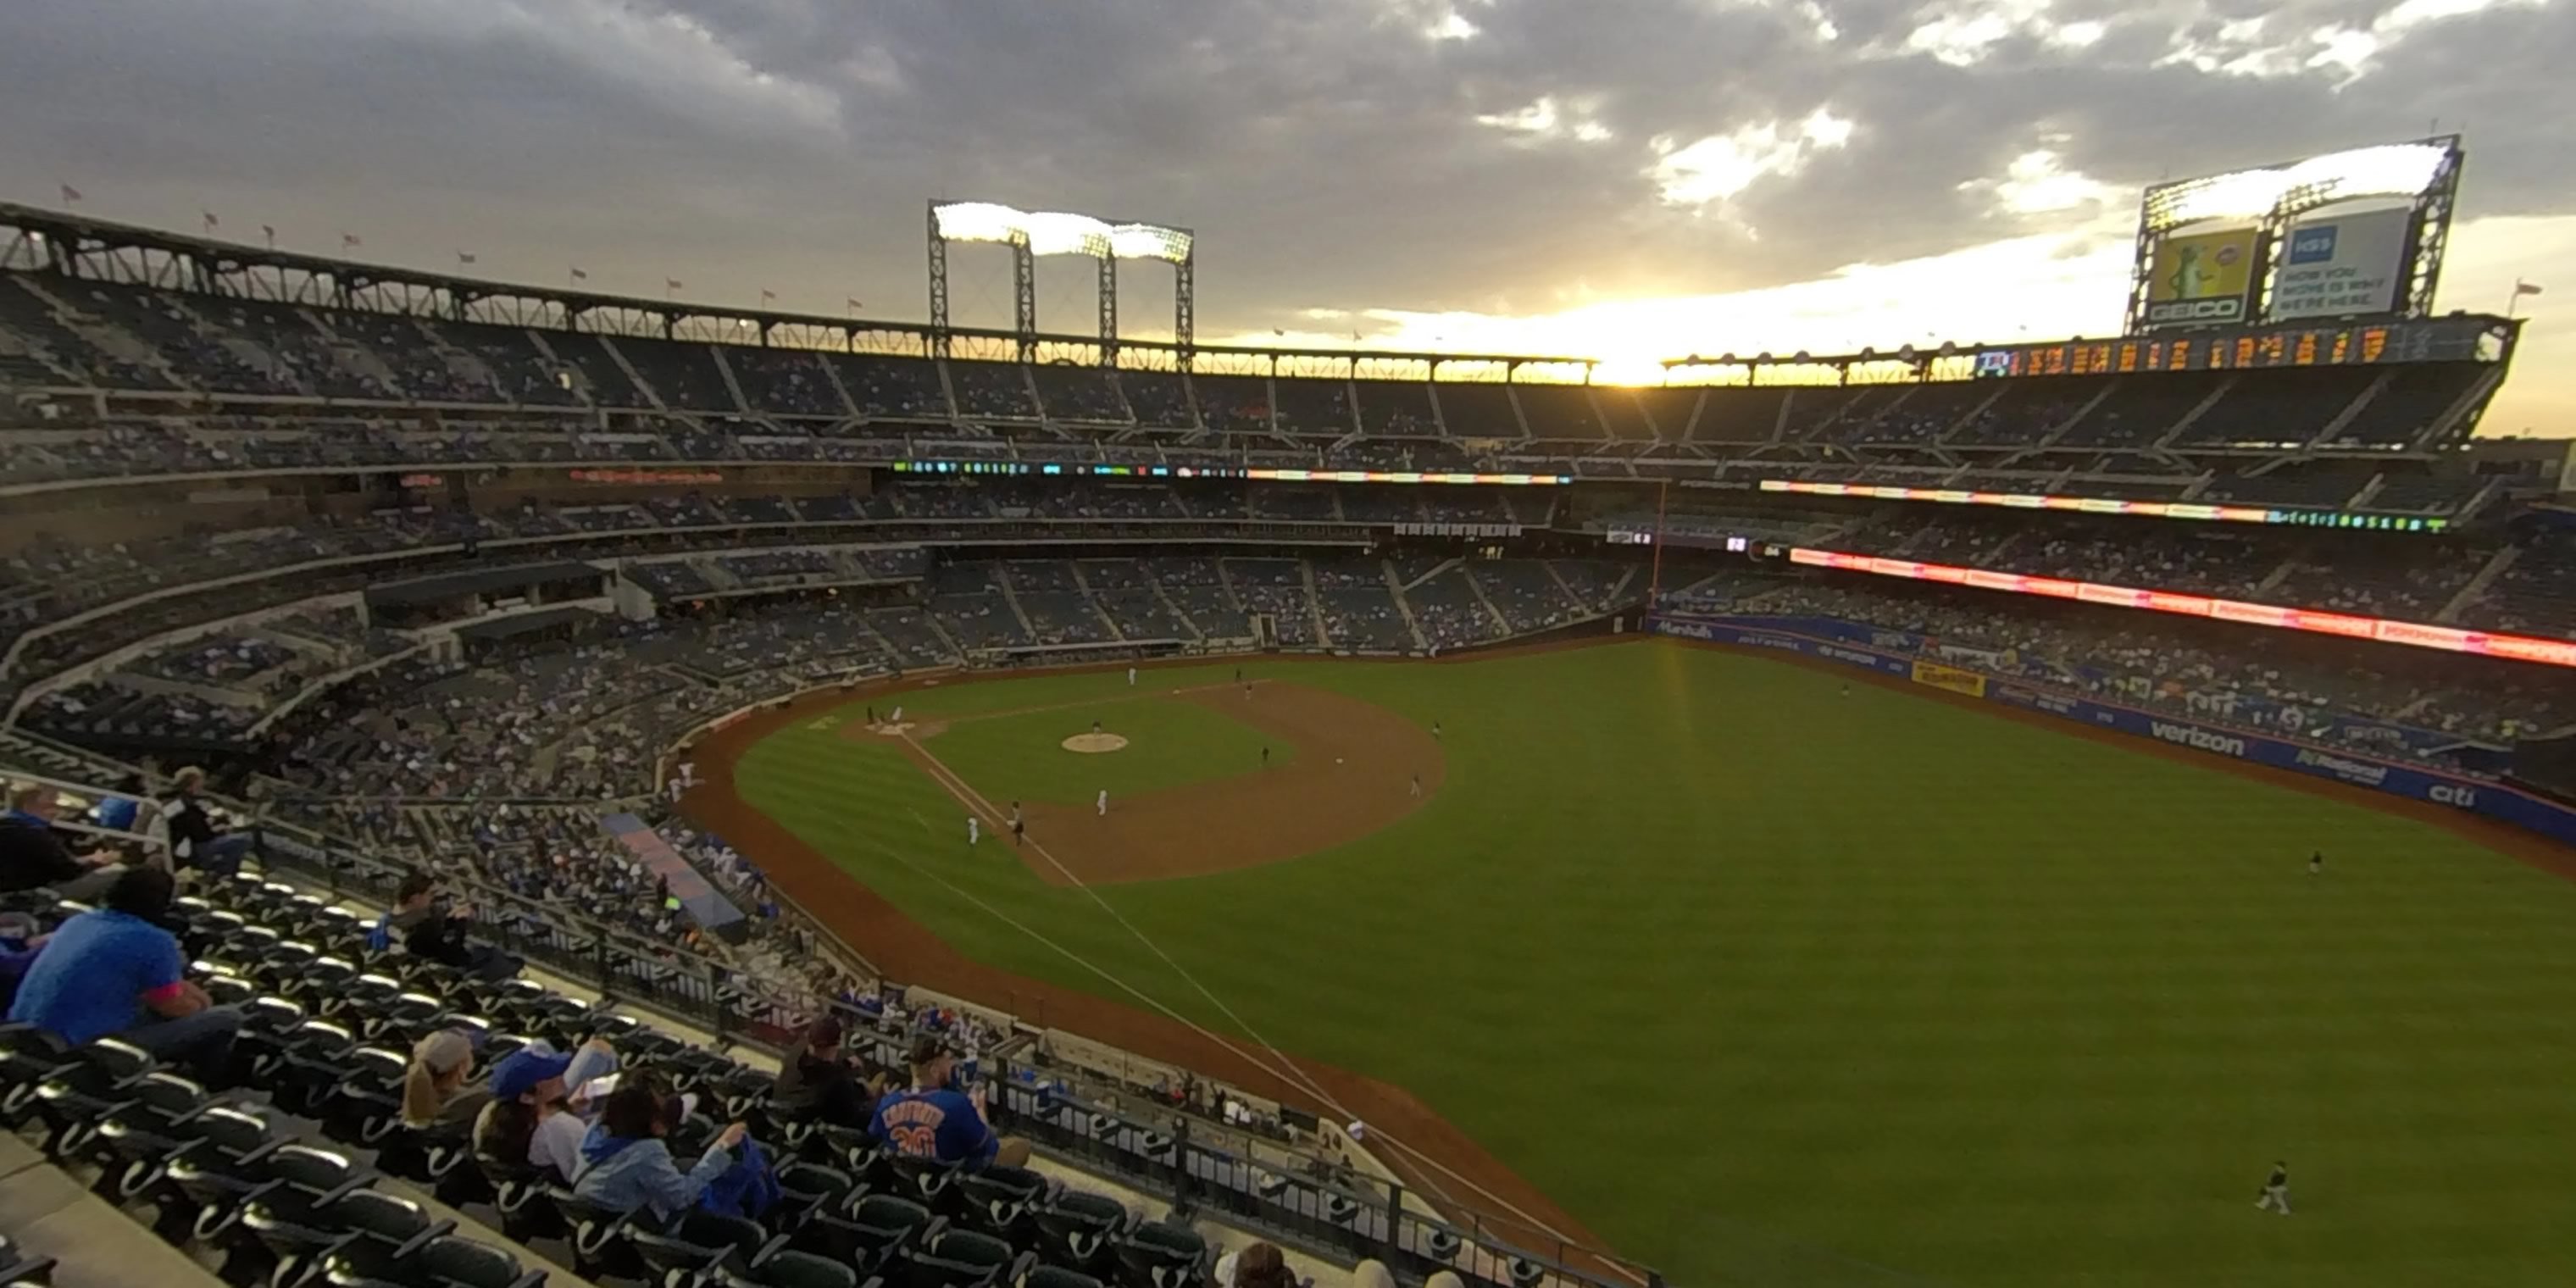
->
xmin=474 ymin=1036 xmax=618 ymax=1183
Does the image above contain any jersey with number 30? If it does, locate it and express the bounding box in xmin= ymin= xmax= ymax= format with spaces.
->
xmin=869 ymin=1087 xmax=997 ymax=1166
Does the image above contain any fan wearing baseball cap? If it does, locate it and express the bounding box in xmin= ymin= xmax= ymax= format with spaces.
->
xmin=474 ymin=1036 xmax=619 ymax=1184
xmin=869 ymin=1033 xmax=1029 ymax=1169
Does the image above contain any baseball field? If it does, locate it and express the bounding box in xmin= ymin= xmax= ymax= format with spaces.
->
xmin=691 ymin=639 xmax=2576 ymax=1288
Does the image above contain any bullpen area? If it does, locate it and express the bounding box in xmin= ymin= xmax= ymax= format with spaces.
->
xmin=686 ymin=641 xmax=2576 ymax=1288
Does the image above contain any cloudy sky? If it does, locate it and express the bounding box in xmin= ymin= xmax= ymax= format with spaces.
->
xmin=3 ymin=0 xmax=2568 ymax=431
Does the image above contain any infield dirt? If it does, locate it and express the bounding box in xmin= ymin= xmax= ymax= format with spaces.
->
xmin=890 ymin=680 xmax=1445 ymax=886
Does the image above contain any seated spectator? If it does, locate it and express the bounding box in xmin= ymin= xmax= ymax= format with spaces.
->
xmin=0 ymin=786 xmax=125 ymax=901
xmin=390 ymin=872 xmax=522 ymax=981
xmin=869 ymin=1033 xmax=1030 ymax=1169
xmin=1214 ymin=1241 xmax=1300 ymax=1288
xmin=5 ymin=867 xmax=240 ymax=1082
xmin=156 ymin=767 xmax=248 ymax=877
xmin=475 ymin=1037 xmax=619 ymax=1183
xmin=770 ymin=1016 xmax=879 ymax=1129
xmin=402 ymin=1027 xmax=489 ymax=1131
xmin=572 ymin=1080 xmax=751 ymax=1220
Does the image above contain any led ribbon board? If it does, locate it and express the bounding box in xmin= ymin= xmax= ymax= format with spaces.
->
xmin=1788 ymin=547 xmax=2576 ymax=669
xmin=892 ymin=461 xmax=1569 ymax=484
xmin=1760 ymin=480 xmax=2447 ymax=532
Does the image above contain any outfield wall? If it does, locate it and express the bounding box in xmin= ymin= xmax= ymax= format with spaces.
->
xmin=1652 ymin=613 xmax=2576 ymax=848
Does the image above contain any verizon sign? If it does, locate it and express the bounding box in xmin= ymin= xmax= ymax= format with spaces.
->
xmin=2268 ymin=208 xmax=2410 ymax=321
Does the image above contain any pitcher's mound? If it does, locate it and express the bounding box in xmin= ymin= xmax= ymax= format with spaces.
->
xmin=1063 ymin=733 xmax=1130 ymax=753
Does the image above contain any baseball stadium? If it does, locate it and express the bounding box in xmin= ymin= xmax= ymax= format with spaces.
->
xmin=2 ymin=130 xmax=2574 ymax=1288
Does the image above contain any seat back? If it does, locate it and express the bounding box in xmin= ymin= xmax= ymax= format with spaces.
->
xmin=1114 ymin=1221 xmax=1208 ymax=1288
xmin=1028 ymin=1266 xmax=1107 ymax=1288
xmin=751 ymin=1248 xmax=860 ymax=1288
xmin=323 ymin=1188 xmax=447 ymax=1248
xmin=1031 ymin=1191 xmax=1128 ymax=1274
xmin=412 ymin=1235 xmax=530 ymax=1288
xmin=908 ymin=1228 xmax=1015 ymax=1288
xmin=541 ymin=1186 xmax=645 ymax=1280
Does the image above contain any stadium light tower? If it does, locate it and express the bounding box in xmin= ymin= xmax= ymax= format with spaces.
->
xmin=927 ymin=200 xmax=1195 ymax=364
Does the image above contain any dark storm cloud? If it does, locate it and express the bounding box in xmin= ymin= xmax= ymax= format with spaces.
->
xmin=0 ymin=0 xmax=2558 ymax=330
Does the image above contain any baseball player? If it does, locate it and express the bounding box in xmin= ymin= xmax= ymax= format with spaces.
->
xmin=2308 ymin=850 xmax=2323 ymax=876
xmin=968 ymin=815 xmax=980 ymax=846
xmin=1260 ymin=746 xmax=1270 ymax=768
xmin=1410 ymin=773 xmax=1422 ymax=798
xmin=1431 ymin=720 xmax=1442 ymax=741
xmin=1091 ymin=719 xmax=1103 ymax=736
xmin=2256 ymin=1162 xmax=2292 ymax=1214
xmin=1010 ymin=801 xmax=1025 ymax=847
xmin=1096 ymin=789 xmax=1108 ymax=817
xmin=1127 ymin=666 xmax=1136 ymax=686
xmin=890 ymin=704 xmax=903 ymax=724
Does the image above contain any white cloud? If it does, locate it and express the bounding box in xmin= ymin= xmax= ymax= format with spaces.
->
xmin=1475 ymin=95 xmax=1614 ymax=144
xmin=1796 ymin=0 xmax=1841 ymax=42
xmin=1895 ymin=0 xmax=2112 ymax=64
xmin=1899 ymin=0 xmax=2060 ymax=65
xmin=1427 ymin=9 xmax=1480 ymax=40
xmin=2157 ymin=0 xmax=2551 ymax=82
xmin=1647 ymin=108 xmax=1855 ymax=208
xmin=1957 ymin=147 xmax=2120 ymax=216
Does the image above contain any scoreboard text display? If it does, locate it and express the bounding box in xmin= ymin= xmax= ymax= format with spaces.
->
xmin=1966 ymin=313 xmax=2496 ymax=379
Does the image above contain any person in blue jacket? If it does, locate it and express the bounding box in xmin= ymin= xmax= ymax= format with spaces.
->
xmin=569 ymin=1080 xmax=747 ymax=1221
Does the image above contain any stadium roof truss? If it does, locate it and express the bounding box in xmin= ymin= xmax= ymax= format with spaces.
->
xmin=928 ymin=199 xmax=1195 ymax=364
xmin=0 ymin=198 xmax=2513 ymax=388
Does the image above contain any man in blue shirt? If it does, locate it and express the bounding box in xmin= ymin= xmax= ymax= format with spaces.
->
xmin=869 ymin=1034 xmax=1029 ymax=1169
xmin=8 ymin=867 xmax=240 ymax=1084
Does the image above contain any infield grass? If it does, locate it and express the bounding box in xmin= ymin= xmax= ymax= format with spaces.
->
xmin=733 ymin=642 xmax=2576 ymax=1288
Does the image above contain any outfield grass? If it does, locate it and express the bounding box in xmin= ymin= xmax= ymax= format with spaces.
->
xmin=920 ymin=691 xmax=1291 ymax=807
xmin=734 ymin=643 xmax=2576 ymax=1288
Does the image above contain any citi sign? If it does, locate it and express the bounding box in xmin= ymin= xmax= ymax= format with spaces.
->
xmin=2150 ymin=721 xmax=2248 ymax=758
xmin=2429 ymin=783 xmax=2479 ymax=808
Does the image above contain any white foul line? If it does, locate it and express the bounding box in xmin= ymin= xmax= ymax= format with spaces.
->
xmin=890 ymin=716 xmax=1632 ymax=1277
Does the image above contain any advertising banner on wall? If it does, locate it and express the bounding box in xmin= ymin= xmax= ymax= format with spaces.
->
xmin=2268 ymin=208 xmax=2411 ymax=321
xmin=2145 ymin=228 xmax=2258 ymax=327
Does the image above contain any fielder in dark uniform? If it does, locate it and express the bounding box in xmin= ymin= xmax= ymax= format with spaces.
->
xmin=2308 ymin=851 xmax=2323 ymax=876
